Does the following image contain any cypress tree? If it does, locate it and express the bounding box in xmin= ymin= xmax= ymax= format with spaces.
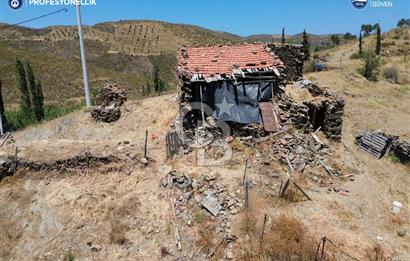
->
xmin=359 ymin=32 xmax=363 ymax=54
xmin=33 ymin=80 xmax=44 ymax=121
xmin=302 ymin=30 xmax=310 ymax=61
xmin=281 ymin=27 xmax=285 ymax=44
xmin=0 ymin=79 xmax=7 ymax=130
xmin=26 ymin=62 xmax=36 ymax=103
xmin=26 ymin=63 xmax=44 ymax=122
xmin=16 ymin=59 xmax=32 ymax=117
xmin=376 ymin=24 xmax=381 ymax=55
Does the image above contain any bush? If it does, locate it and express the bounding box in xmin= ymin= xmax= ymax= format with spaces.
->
xmin=382 ymin=67 xmax=399 ymax=83
xmin=350 ymin=52 xmax=366 ymax=59
xmin=5 ymin=103 xmax=83 ymax=131
xmin=361 ymin=52 xmax=381 ymax=81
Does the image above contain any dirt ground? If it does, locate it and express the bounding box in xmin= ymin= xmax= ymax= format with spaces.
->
xmin=1 ymin=35 xmax=410 ymax=260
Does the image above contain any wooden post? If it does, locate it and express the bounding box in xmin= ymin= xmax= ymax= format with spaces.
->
xmin=243 ymin=159 xmax=249 ymax=209
xmin=199 ymin=85 xmax=205 ymax=125
xmin=242 ymin=159 xmax=248 ymax=186
xmin=144 ymin=130 xmax=148 ymax=159
xmin=260 ymin=214 xmax=268 ymax=247
xmin=13 ymin=146 xmax=18 ymax=174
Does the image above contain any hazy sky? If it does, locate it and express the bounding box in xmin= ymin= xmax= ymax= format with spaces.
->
xmin=1 ymin=0 xmax=409 ymax=36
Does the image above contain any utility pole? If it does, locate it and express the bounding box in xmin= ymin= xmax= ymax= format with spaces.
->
xmin=0 ymin=114 xmax=3 ymax=135
xmin=76 ymin=3 xmax=92 ymax=107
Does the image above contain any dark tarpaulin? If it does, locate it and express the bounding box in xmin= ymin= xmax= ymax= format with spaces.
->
xmin=193 ymin=81 xmax=275 ymax=124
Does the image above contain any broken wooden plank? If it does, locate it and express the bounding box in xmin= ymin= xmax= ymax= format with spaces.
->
xmin=0 ymin=133 xmax=10 ymax=148
xmin=280 ymin=179 xmax=291 ymax=198
xmin=311 ymin=133 xmax=323 ymax=145
xmin=285 ymin=155 xmax=294 ymax=175
xmin=320 ymin=161 xmax=336 ymax=179
xmin=168 ymin=194 xmax=182 ymax=252
xmin=293 ymin=181 xmax=312 ymax=201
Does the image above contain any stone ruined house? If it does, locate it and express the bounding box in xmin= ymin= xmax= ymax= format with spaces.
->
xmin=176 ymin=43 xmax=344 ymax=141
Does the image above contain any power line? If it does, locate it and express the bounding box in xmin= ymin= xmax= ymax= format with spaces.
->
xmin=1 ymin=7 xmax=72 ymax=30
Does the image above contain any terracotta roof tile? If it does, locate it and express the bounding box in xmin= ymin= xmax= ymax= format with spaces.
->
xmin=178 ymin=44 xmax=284 ymax=79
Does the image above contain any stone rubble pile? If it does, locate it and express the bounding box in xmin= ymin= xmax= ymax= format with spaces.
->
xmin=161 ymin=171 xmax=242 ymax=234
xmin=271 ymin=133 xmax=331 ymax=171
xmin=91 ymin=84 xmax=127 ymax=123
xmin=391 ymin=137 xmax=410 ymax=164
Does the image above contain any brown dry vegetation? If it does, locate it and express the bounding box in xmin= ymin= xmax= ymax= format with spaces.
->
xmin=0 ymin=28 xmax=409 ymax=260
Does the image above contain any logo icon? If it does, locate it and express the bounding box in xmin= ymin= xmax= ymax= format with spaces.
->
xmin=351 ymin=0 xmax=368 ymax=9
xmin=8 ymin=0 xmax=23 ymax=10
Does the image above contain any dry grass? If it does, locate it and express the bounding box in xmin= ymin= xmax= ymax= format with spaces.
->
xmin=365 ymin=244 xmax=391 ymax=261
xmin=236 ymin=191 xmax=329 ymax=260
xmin=109 ymin=220 xmax=129 ymax=245
xmin=195 ymin=221 xmax=222 ymax=257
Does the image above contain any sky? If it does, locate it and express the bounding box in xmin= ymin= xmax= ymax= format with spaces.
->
xmin=0 ymin=0 xmax=409 ymax=36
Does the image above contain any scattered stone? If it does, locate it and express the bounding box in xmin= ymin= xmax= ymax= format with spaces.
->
xmin=397 ymin=230 xmax=407 ymax=237
xmin=201 ymin=194 xmax=221 ymax=216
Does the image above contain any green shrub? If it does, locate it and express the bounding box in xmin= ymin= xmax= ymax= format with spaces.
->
xmin=361 ymin=52 xmax=381 ymax=81
xmin=350 ymin=52 xmax=366 ymax=59
xmin=382 ymin=67 xmax=399 ymax=83
xmin=5 ymin=103 xmax=83 ymax=131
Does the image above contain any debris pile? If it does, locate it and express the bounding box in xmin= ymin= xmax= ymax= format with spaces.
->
xmin=91 ymin=84 xmax=127 ymax=123
xmin=271 ymin=133 xmax=330 ymax=172
xmin=391 ymin=137 xmax=410 ymax=163
xmin=162 ymin=171 xmax=242 ymax=233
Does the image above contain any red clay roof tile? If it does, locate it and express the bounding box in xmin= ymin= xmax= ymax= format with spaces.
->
xmin=178 ymin=44 xmax=284 ymax=78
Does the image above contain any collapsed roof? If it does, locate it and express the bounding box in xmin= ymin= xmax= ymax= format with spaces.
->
xmin=178 ymin=43 xmax=285 ymax=82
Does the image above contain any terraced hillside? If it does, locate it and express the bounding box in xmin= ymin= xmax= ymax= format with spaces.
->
xmin=0 ymin=20 xmax=351 ymax=105
xmin=0 ymin=20 xmax=241 ymax=105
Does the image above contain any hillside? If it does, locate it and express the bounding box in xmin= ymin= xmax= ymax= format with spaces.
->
xmin=1 ymin=27 xmax=410 ymax=259
xmin=0 ymin=20 xmax=243 ymax=105
xmin=0 ymin=20 xmax=358 ymax=105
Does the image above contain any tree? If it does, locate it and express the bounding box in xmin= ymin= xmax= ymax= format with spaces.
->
xmin=26 ymin=62 xmax=44 ymax=122
xmin=397 ymin=18 xmax=410 ymax=28
xmin=343 ymin=32 xmax=356 ymax=40
xmin=330 ymin=34 xmax=341 ymax=46
xmin=281 ymin=27 xmax=285 ymax=44
xmin=33 ymin=80 xmax=44 ymax=121
xmin=16 ymin=59 xmax=32 ymax=117
xmin=375 ymin=24 xmax=381 ymax=55
xmin=0 ymin=79 xmax=7 ymax=131
xmin=302 ymin=30 xmax=310 ymax=61
xmin=153 ymin=65 xmax=167 ymax=93
xmin=361 ymin=52 xmax=380 ymax=81
xmin=359 ymin=32 xmax=363 ymax=54
xmin=361 ymin=24 xmax=373 ymax=36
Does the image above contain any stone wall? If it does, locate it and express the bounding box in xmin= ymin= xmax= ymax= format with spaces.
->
xmin=267 ymin=44 xmax=305 ymax=82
